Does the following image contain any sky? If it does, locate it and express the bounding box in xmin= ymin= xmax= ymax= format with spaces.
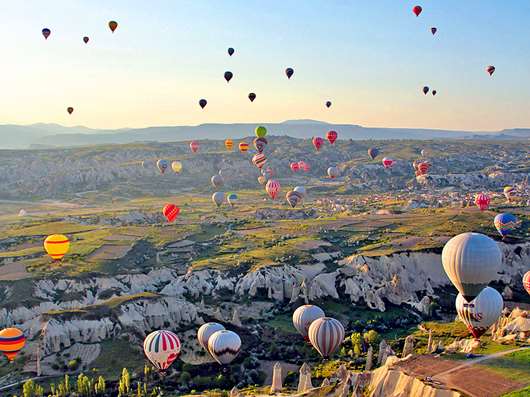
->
xmin=1 ymin=0 xmax=530 ymax=131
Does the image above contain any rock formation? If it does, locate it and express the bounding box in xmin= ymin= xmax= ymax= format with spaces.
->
xmin=271 ymin=362 xmax=282 ymax=393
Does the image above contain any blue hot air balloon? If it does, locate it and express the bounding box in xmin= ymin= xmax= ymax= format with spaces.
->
xmin=494 ymin=213 xmax=519 ymax=238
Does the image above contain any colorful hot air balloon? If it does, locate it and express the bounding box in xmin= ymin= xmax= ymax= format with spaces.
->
xmin=108 ymin=21 xmax=118 ymax=33
xmin=239 ymin=142 xmax=249 ymax=153
xmin=442 ymin=232 xmax=501 ymax=302
xmin=211 ymin=174 xmax=224 ymax=188
xmin=423 ymin=86 xmax=429 ymax=95
xmin=253 ymin=137 xmax=268 ymax=153
xmin=143 ymin=330 xmax=181 ymax=372
xmin=308 ymin=317 xmax=345 ymax=358
xmin=474 ymin=193 xmax=491 ymax=211
xmin=412 ymin=5 xmax=422 ymax=17
xmin=325 ymin=101 xmax=332 ymax=108
xmin=43 ymin=234 xmax=70 ymax=261
xmin=523 ymin=271 xmax=530 ymax=295
xmin=257 ymin=175 xmax=267 ymax=185
xmin=227 ymin=47 xmax=235 ymax=56
xmin=227 ymin=192 xmax=238 ymax=207
xmin=197 ymin=322 xmax=225 ymax=353
xmin=252 ymin=153 xmax=267 ymax=169
xmin=225 ymin=139 xmax=234 ymax=151
xmin=285 ymin=67 xmax=294 ymax=79
xmin=266 ymin=179 xmax=281 ymax=200
xmin=368 ymin=148 xmax=379 ymax=160
xmin=312 ymin=137 xmax=324 ymax=151
xmin=224 ymin=71 xmax=233 ymax=83
xmin=431 ymin=27 xmax=437 ymax=35
xmin=503 ymin=186 xmax=515 ymax=202
xmin=290 ymin=162 xmax=300 ymax=172
xmin=255 ymin=126 xmax=267 ymax=138
xmin=456 ymin=287 xmax=503 ymax=339
xmin=261 ymin=167 xmax=274 ymax=178
xmin=171 ymin=161 xmax=183 ymax=173
xmin=42 ymin=28 xmax=51 ymax=40
xmin=190 ymin=141 xmax=199 ymax=153
xmin=382 ymin=158 xmax=395 ymax=169
xmin=0 ymin=328 xmax=26 ymax=361
xmin=327 ymin=166 xmax=340 ymax=179
xmin=326 ymin=130 xmax=338 ymax=144
xmin=208 ymin=330 xmax=241 ymax=365
xmin=248 ymin=93 xmax=256 ymax=102
xmin=83 ymin=36 xmax=89 ymax=44
xmin=494 ymin=213 xmax=518 ymax=239
xmin=486 ymin=65 xmax=495 ymax=76
xmin=162 ymin=204 xmax=180 ymax=223
xmin=292 ymin=305 xmax=325 ymax=341
xmin=157 ymin=159 xmax=169 ymax=174
xmin=199 ymin=99 xmax=207 ymax=109
xmin=212 ymin=192 xmax=225 ymax=208
xmin=67 ymin=107 xmax=74 ymax=115
xmin=415 ymin=161 xmax=431 ymax=176
xmin=286 ymin=190 xmax=304 ymax=208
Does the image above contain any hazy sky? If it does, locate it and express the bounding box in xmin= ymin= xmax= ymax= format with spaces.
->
xmin=1 ymin=0 xmax=530 ymax=131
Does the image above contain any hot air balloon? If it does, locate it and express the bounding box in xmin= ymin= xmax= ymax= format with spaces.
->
xmin=266 ymin=179 xmax=281 ymax=200
xmin=42 ymin=28 xmax=51 ymax=40
xmin=199 ymin=99 xmax=207 ymax=109
xmin=325 ymin=101 xmax=332 ymax=108
xmin=456 ymin=287 xmax=503 ymax=339
xmin=44 ymin=234 xmax=70 ymax=261
xmin=431 ymin=27 xmax=437 ymax=35
xmin=312 ymin=137 xmax=324 ymax=151
xmin=285 ymin=67 xmax=294 ymax=79
xmin=67 ymin=107 xmax=74 ymax=115
xmin=162 ymin=204 xmax=180 ymax=223
xmin=252 ymin=153 xmax=267 ymax=169
xmin=326 ymin=130 xmax=338 ymax=144
xmin=423 ymin=86 xmax=429 ymax=95
xmin=190 ymin=141 xmax=199 ymax=153
xmin=494 ymin=213 xmax=518 ymax=239
xmin=474 ymin=193 xmax=491 ymax=211
xmin=290 ymin=162 xmax=300 ymax=172
xmin=197 ymin=322 xmax=225 ymax=352
xmin=253 ymin=137 xmax=268 ymax=153
xmin=503 ymin=186 xmax=515 ymax=202
xmin=442 ymin=232 xmax=501 ymax=302
xmin=239 ymin=142 xmax=249 ymax=153
xmin=227 ymin=47 xmax=235 ymax=56
xmin=257 ymin=175 xmax=267 ymax=185
xmin=523 ymin=271 xmax=530 ymax=295
xmin=157 ymin=159 xmax=169 ymax=174
xmin=420 ymin=149 xmax=427 ymax=157
xmin=412 ymin=5 xmax=422 ymax=17
xmin=293 ymin=186 xmax=306 ymax=197
xmin=0 ymin=328 xmax=26 ymax=361
xmin=432 ymin=90 xmax=437 ymax=96
xmin=292 ymin=305 xmax=325 ymax=341
xmin=143 ymin=330 xmax=181 ymax=372
xmin=327 ymin=166 xmax=340 ymax=179
xmin=227 ymin=192 xmax=238 ymax=207
xmin=486 ymin=65 xmax=495 ymax=76
xmin=18 ymin=209 xmax=27 ymax=217
xmin=225 ymin=139 xmax=234 ymax=151
xmin=171 ymin=161 xmax=183 ymax=173
xmin=108 ymin=21 xmax=118 ymax=33
xmin=224 ymin=71 xmax=233 ymax=83
xmin=308 ymin=317 xmax=345 ymax=358
xmin=248 ymin=93 xmax=256 ymax=102
xmin=211 ymin=174 xmax=224 ymax=188
xmin=208 ymin=330 xmax=241 ymax=365
xmin=261 ymin=167 xmax=274 ymax=178
xmin=286 ymin=190 xmax=304 ymax=208
xmin=415 ymin=161 xmax=431 ymax=176
xmin=368 ymin=148 xmax=379 ymax=160
xmin=212 ymin=192 xmax=225 ymax=208
xmin=255 ymin=126 xmax=267 ymax=138
xmin=382 ymin=158 xmax=395 ymax=169
xmin=299 ymin=161 xmax=310 ymax=172
xmin=83 ymin=36 xmax=89 ymax=44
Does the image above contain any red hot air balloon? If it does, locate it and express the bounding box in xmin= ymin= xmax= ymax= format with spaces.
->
xmin=163 ymin=204 xmax=180 ymax=222
xmin=266 ymin=179 xmax=281 ymax=200
xmin=415 ymin=162 xmax=431 ymax=176
xmin=486 ymin=65 xmax=495 ymax=76
xmin=523 ymin=271 xmax=530 ymax=295
xmin=412 ymin=5 xmax=422 ymax=17
xmin=67 ymin=107 xmax=74 ymax=115
xmin=312 ymin=137 xmax=324 ymax=151
xmin=474 ymin=193 xmax=491 ymax=211
xmin=190 ymin=141 xmax=199 ymax=153
xmin=290 ymin=162 xmax=300 ymax=172
xmin=382 ymin=158 xmax=395 ymax=169
xmin=83 ymin=36 xmax=89 ymax=44
xmin=326 ymin=130 xmax=338 ymax=144
xmin=199 ymin=99 xmax=207 ymax=109
xmin=431 ymin=27 xmax=437 ymax=35
xmin=299 ymin=161 xmax=310 ymax=172
xmin=252 ymin=153 xmax=267 ymax=169
xmin=285 ymin=67 xmax=294 ymax=79
xmin=42 ymin=28 xmax=51 ymax=40
xmin=108 ymin=21 xmax=118 ymax=33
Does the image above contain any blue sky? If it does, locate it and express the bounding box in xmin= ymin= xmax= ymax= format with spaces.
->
xmin=1 ymin=0 xmax=529 ymax=130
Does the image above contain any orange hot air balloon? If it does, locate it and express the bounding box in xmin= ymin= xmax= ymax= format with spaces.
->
xmin=163 ymin=204 xmax=180 ymax=223
xmin=44 ymin=234 xmax=70 ymax=261
xmin=67 ymin=107 xmax=74 ymax=115
xmin=190 ymin=141 xmax=199 ymax=153
xmin=0 ymin=328 xmax=26 ymax=361
xmin=225 ymin=139 xmax=234 ymax=151
xmin=239 ymin=142 xmax=249 ymax=153
xmin=108 ymin=21 xmax=118 ymax=33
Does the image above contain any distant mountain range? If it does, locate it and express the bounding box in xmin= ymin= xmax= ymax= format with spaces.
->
xmin=0 ymin=120 xmax=528 ymax=149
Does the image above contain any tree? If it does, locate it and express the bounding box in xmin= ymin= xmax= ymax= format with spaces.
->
xmin=22 ymin=380 xmax=43 ymax=397
xmin=95 ymin=376 xmax=106 ymax=395
xmin=119 ymin=368 xmax=131 ymax=396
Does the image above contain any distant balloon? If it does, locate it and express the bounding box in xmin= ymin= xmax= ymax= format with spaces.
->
xmin=227 ymin=192 xmax=238 ymax=207
xmin=211 ymin=174 xmax=224 ymax=188
xmin=212 ymin=192 xmax=225 ymax=207
xmin=503 ymin=186 xmax=515 ymax=202
xmin=162 ymin=204 xmax=180 ymax=223
xmin=432 ymin=90 xmax=437 ymax=96
xmin=494 ymin=213 xmax=518 ymax=238
xmin=423 ymin=86 xmax=429 ymax=95
xmin=44 ymin=234 xmax=70 ymax=261
xmin=285 ymin=67 xmax=294 ymax=79
xmin=257 ymin=175 xmax=267 ymax=185
xmin=108 ymin=21 xmax=118 ymax=33
xmin=292 ymin=305 xmax=325 ymax=341
xmin=227 ymin=47 xmax=235 ymax=56
xmin=415 ymin=161 xmax=431 ymax=176
xmin=293 ymin=186 xmax=306 ymax=197
xmin=382 ymin=158 xmax=395 ymax=169
xmin=327 ymin=166 xmax=340 ymax=179
xmin=157 ymin=159 xmax=169 ymax=174
xmin=225 ymin=139 xmax=234 ymax=151
xmin=239 ymin=142 xmax=249 ymax=153
xmin=261 ymin=167 xmax=274 ymax=178
xmin=224 ymin=71 xmax=233 ymax=83
xmin=42 ymin=28 xmax=51 ymax=40
xmin=248 ymin=92 xmax=256 ymax=102
xmin=0 ymin=328 xmax=26 ymax=361
xmin=412 ymin=5 xmax=423 ymax=17
xmin=199 ymin=99 xmax=207 ymax=109
xmin=255 ymin=126 xmax=267 ymax=138
xmin=431 ymin=27 xmax=437 ymax=35
xmin=143 ymin=330 xmax=181 ymax=372
xmin=18 ymin=209 xmax=27 ymax=217
xmin=368 ymin=148 xmax=379 ymax=160
xmin=190 ymin=141 xmax=199 ymax=153
xmin=290 ymin=162 xmax=300 ymax=172
xmin=286 ymin=190 xmax=304 ymax=208
xmin=266 ymin=179 xmax=281 ymax=200
xmin=420 ymin=149 xmax=427 ymax=157
xmin=486 ymin=65 xmax=495 ymax=76
xmin=253 ymin=137 xmax=268 ymax=153
xmin=325 ymin=101 xmax=332 ymax=108
xmin=83 ymin=36 xmax=89 ymax=44
xmin=252 ymin=153 xmax=267 ymax=169
xmin=171 ymin=161 xmax=183 ymax=173
xmin=197 ymin=322 xmax=225 ymax=353
xmin=326 ymin=130 xmax=338 ymax=144
xmin=312 ymin=137 xmax=324 ymax=151
xmin=456 ymin=287 xmax=503 ymax=339
xmin=523 ymin=271 xmax=530 ymax=295
xmin=308 ymin=317 xmax=345 ymax=358
xmin=67 ymin=107 xmax=74 ymax=115
xmin=298 ymin=160 xmax=310 ymax=172
xmin=208 ymin=330 xmax=241 ymax=365
xmin=474 ymin=193 xmax=490 ymax=211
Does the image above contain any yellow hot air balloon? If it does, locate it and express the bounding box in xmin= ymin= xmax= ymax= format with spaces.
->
xmin=44 ymin=234 xmax=70 ymax=261
xmin=225 ymin=139 xmax=234 ymax=151
xmin=171 ymin=161 xmax=183 ymax=173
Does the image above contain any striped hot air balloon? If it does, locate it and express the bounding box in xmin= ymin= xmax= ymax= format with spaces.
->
xmin=523 ymin=271 xmax=530 ymax=295
xmin=225 ymin=139 xmax=234 ymax=151
xmin=197 ymin=323 xmax=225 ymax=353
xmin=494 ymin=213 xmax=519 ymax=238
xmin=252 ymin=153 xmax=267 ymax=169
xmin=44 ymin=234 xmax=70 ymax=261
xmin=308 ymin=317 xmax=345 ymax=358
xmin=162 ymin=204 xmax=180 ymax=223
xmin=143 ymin=330 xmax=181 ymax=372
xmin=456 ymin=287 xmax=503 ymax=339
xmin=415 ymin=161 xmax=431 ymax=176
xmin=474 ymin=193 xmax=491 ymax=211
xmin=265 ymin=179 xmax=281 ymax=200
xmin=0 ymin=328 xmax=26 ymax=361
xmin=326 ymin=130 xmax=338 ymax=144
xmin=208 ymin=330 xmax=241 ymax=365
xmin=286 ymin=190 xmax=304 ymax=208
xmin=382 ymin=158 xmax=395 ymax=169
xmin=239 ymin=142 xmax=249 ymax=153
xmin=292 ymin=305 xmax=325 ymax=341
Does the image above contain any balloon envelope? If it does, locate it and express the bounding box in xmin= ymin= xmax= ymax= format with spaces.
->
xmin=225 ymin=139 xmax=234 ymax=151
xmin=83 ymin=36 xmax=89 ymax=44
xmin=486 ymin=65 xmax=495 ymax=76
xmin=308 ymin=317 xmax=345 ymax=358
xmin=253 ymin=137 xmax=268 ymax=153
xmin=171 ymin=161 xmax=183 ymax=173
xmin=248 ymin=93 xmax=256 ymax=102
xmin=327 ymin=166 xmax=340 ymax=179
xmin=197 ymin=322 xmax=225 ymax=352
xmin=0 ymin=328 xmax=26 ymax=361
xmin=456 ymin=287 xmax=503 ymax=339
xmin=67 ymin=107 xmax=74 ymax=115
xmin=494 ymin=213 xmax=518 ymax=238
xmin=157 ymin=159 xmax=169 ymax=174
xmin=523 ymin=271 xmax=530 ymax=296
xmin=211 ymin=174 xmax=224 ymax=188
xmin=108 ymin=21 xmax=118 ymax=32
xmin=293 ymin=186 xmax=306 ymax=196
xmin=208 ymin=330 xmax=241 ymax=365
xmin=326 ymin=130 xmax=338 ymax=144
xmin=431 ymin=27 xmax=437 ymax=35
xmin=286 ymin=190 xmax=303 ymax=208
xmin=266 ymin=179 xmax=281 ymax=200
xmin=239 ymin=142 xmax=249 ymax=153
xmin=199 ymin=99 xmax=207 ymax=109
xmin=227 ymin=192 xmax=238 ymax=207
xmin=224 ymin=71 xmax=233 ymax=82
xmin=252 ymin=153 xmax=267 ymax=169
xmin=255 ymin=126 xmax=267 ymax=138
xmin=423 ymin=86 xmax=429 ymax=95
xmin=143 ymin=330 xmax=181 ymax=372
xmin=325 ymin=101 xmax=332 ymax=108
xmin=474 ymin=193 xmax=490 ymax=211
xmin=312 ymin=137 xmax=324 ymax=151
xmin=412 ymin=5 xmax=422 ymax=16
xmin=190 ymin=141 xmax=199 ymax=153
xmin=227 ymin=47 xmax=235 ymax=56
xmin=44 ymin=234 xmax=70 ymax=261
xmin=42 ymin=28 xmax=51 ymax=39
xmin=292 ymin=305 xmax=325 ymax=340
xmin=212 ymin=192 xmax=225 ymax=207
xmin=285 ymin=67 xmax=294 ymax=79
xmin=382 ymin=158 xmax=395 ymax=169
xmin=162 ymin=204 xmax=180 ymax=223
xmin=368 ymin=148 xmax=379 ymax=160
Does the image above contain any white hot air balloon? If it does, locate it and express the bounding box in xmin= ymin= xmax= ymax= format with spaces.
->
xmin=456 ymin=287 xmax=503 ymax=339
xmin=211 ymin=174 xmax=224 ymax=188
xmin=292 ymin=305 xmax=325 ymax=341
xmin=143 ymin=330 xmax=181 ymax=372
xmin=441 ymin=232 xmax=501 ymax=302
xmin=308 ymin=317 xmax=345 ymax=358
xmin=18 ymin=209 xmax=27 ymax=217
xmin=327 ymin=166 xmax=340 ymax=179
xmin=293 ymin=186 xmax=306 ymax=197
xmin=197 ymin=322 xmax=225 ymax=353
xmin=212 ymin=192 xmax=225 ymax=208
xmin=208 ymin=330 xmax=241 ymax=365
